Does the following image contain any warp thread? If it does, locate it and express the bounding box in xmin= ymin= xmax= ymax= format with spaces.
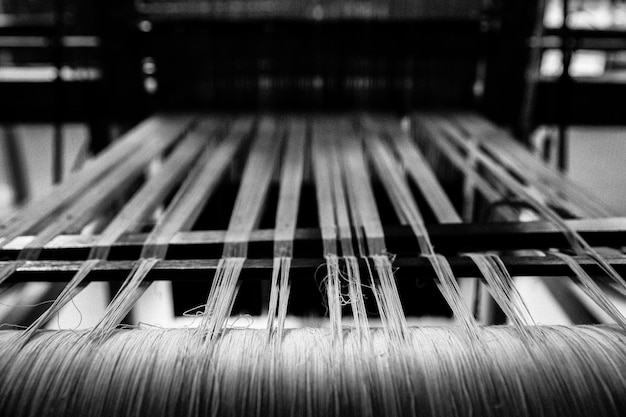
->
xmin=0 ymin=327 xmax=624 ymax=417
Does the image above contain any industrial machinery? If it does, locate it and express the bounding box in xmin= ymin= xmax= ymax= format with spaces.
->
xmin=0 ymin=1 xmax=625 ymax=416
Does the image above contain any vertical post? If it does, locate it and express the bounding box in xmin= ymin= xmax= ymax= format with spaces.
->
xmin=557 ymin=0 xmax=572 ymax=172
xmin=481 ymin=0 xmax=542 ymax=130
xmin=88 ymin=0 xmax=117 ymax=156
xmin=519 ymin=0 xmax=547 ymax=142
xmin=2 ymin=126 xmax=29 ymax=204
xmin=52 ymin=0 xmax=65 ymax=183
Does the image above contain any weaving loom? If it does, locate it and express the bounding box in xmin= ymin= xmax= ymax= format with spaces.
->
xmin=0 ymin=112 xmax=625 ymax=416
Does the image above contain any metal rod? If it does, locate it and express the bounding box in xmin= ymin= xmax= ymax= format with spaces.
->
xmin=3 ymin=255 xmax=626 ymax=283
xmin=1 ymin=126 xmax=29 ymax=204
xmin=2 ymin=218 xmax=625 ymax=257
xmin=52 ymin=0 xmax=65 ymax=184
xmin=557 ymin=0 xmax=571 ymax=172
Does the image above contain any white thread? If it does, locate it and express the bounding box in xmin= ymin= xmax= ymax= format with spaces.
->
xmin=0 ymin=327 xmax=625 ymax=417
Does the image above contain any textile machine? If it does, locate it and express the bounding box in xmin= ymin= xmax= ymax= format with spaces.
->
xmin=0 ymin=1 xmax=625 ymax=416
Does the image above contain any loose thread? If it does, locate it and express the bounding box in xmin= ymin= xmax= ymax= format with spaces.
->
xmin=19 ymin=259 xmax=101 ymax=344
xmin=325 ymin=255 xmax=343 ymax=341
xmin=89 ymin=258 xmax=160 ymax=342
xmin=198 ymin=258 xmax=245 ymax=341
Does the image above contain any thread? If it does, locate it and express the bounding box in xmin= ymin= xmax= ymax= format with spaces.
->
xmin=19 ymin=125 xmax=214 ymax=339
xmin=0 ymin=115 xmax=194 ymax=247
xmin=0 ymin=326 xmax=625 ymax=417
xmin=267 ymin=257 xmax=292 ymax=341
xmin=370 ymin=255 xmax=409 ymax=341
xmin=336 ymin=124 xmax=410 ymax=339
xmin=78 ymin=119 xmax=251 ymax=338
xmin=312 ymin=120 xmax=374 ymax=339
xmin=466 ymin=254 xmax=535 ymax=334
xmin=325 ymin=255 xmax=343 ymax=340
xmin=2 ymin=112 xmax=625 ymax=417
xmin=552 ymin=251 xmax=626 ymax=330
xmin=199 ymin=117 xmax=283 ymax=340
xmin=364 ymin=130 xmax=478 ymax=333
xmin=0 ymin=118 xmax=197 ymax=287
xmin=419 ymin=114 xmax=626 ymax=298
xmin=90 ymin=258 xmax=160 ymax=341
xmin=199 ymin=258 xmax=246 ymax=339
xmin=267 ymin=119 xmax=306 ymax=342
xmin=20 ymin=259 xmax=99 ymax=343
xmin=344 ymin=256 xmax=370 ymax=341
xmin=416 ymin=114 xmax=626 ymax=329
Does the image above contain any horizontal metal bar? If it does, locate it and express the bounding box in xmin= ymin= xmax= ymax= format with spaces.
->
xmin=534 ymin=35 xmax=626 ymax=51
xmin=4 ymin=255 xmax=626 ymax=283
xmin=2 ymin=218 xmax=625 ymax=260
xmin=543 ymin=28 xmax=626 ymax=40
xmin=0 ymin=35 xmax=100 ymax=48
xmin=137 ymin=4 xmax=482 ymax=23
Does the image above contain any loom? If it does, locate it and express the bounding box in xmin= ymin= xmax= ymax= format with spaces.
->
xmin=1 ymin=2 xmax=626 ymax=416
